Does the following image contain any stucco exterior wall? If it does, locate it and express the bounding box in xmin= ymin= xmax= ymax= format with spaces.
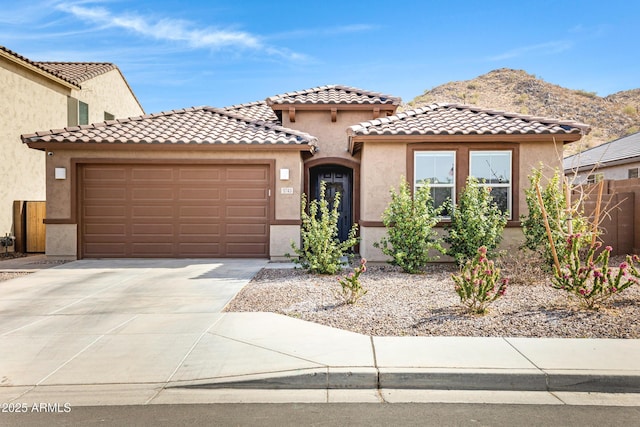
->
xmin=358 ymin=138 xmax=564 ymax=262
xmin=282 ymin=110 xmax=373 ymax=160
xmin=42 ymin=147 xmax=305 ymax=258
xmin=0 ymin=59 xmax=69 ymax=236
xmin=1 ymin=59 xmax=143 ymax=248
xmin=71 ymin=69 xmax=143 ymax=122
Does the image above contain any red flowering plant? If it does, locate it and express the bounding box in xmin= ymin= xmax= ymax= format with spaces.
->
xmin=451 ymin=246 xmax=508 ymax=314
xmin=337 ymin=258 xmax=368 ymax=305
xmin=551 ymin=234 xmax=640 ymax=309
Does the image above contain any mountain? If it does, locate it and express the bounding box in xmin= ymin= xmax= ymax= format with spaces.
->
xmin=407 ymin=69 xmax=640 ymax=155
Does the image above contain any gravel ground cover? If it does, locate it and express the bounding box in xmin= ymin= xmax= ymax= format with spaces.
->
xmin=225 ymin=260 xmax=640 ymax=338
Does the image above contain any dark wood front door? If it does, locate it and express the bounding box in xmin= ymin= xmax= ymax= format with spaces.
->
xmin=310 ymin=166 xmax=353 ymax=242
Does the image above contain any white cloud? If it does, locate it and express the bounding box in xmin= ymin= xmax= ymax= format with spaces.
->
xmin=54 ymin=1 xmax=304 ymax=60
xmin=488 ymin=40 xmax=573 ymax=61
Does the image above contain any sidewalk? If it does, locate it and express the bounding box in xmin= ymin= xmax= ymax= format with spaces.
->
xmin=0 ymin=258 xmax=638 ymax=406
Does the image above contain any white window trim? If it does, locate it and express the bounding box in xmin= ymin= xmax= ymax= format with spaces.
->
xmin=470 ymin=150 xmax=512 ymax=219
xmin=414 ymin=151 xmax=456 ymax=217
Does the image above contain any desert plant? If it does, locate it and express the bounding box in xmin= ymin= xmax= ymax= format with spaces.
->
xmin=287 ymin=181 xmax=358 ymax=274
xmin=444 ymin=176 xmax=508 ymax=265
xmin=521 ymin=166 xmax=590 ymax=269
xmin=451 ymin=246 xmax=508 ymax=314
xmin=336 ymin=258 xmax=368 ymax=304
xmin=497 ymin=248 xmax=548 ymax=286
xmin=374 ymin=177 xmax=443 ymax=273
xmin=550 ymin=235 xmax=640 ymax=309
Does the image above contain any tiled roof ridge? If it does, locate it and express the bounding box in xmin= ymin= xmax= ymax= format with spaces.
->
xmin=349 ymin=103 xmax=591 ymax=134
xmin=223 ymin=100 xmax=268 ymax=109
xmin=35 ymin=61 xmax=117 ymax=84
xmin=266 ymin=84 xmax=401 ymax=105
xmin=206 ymin=107 xmax=318 ymax=142
xmin=22 ymin=106 xmax=318 ymax=145
xmin=0 ymin=45 xmax=80 ymax=88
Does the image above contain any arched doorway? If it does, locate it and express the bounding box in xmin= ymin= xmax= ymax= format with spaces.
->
xmin=309 ymin=165 xmax=353 ymax=242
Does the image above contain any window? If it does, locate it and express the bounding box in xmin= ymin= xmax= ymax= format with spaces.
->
xmin=104 ymin=112 xmax=115 ymax=121
xmin=79 ymin=101 xmax=89 ymax=125
xmin=629 ymin=168 xmax=639 ymax=179
xmin=470 ymin=151 xmax=512 ymax=217
xmin=414 ymin=151 xmax=455 ymax=215
xmin=587 ymin=173 xmax=604 ymax=184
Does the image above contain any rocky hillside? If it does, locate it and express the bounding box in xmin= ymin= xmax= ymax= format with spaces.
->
xmin=407 ymin=69 xmax=640 ymax=155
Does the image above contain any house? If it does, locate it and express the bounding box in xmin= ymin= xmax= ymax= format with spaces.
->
xmin=21 ymin=85 xmax=590 ymax=260
xmin=563 ymin=131 xmax=640 ymax=184
xmin=0 ymin=45 xmax=144 ymax=249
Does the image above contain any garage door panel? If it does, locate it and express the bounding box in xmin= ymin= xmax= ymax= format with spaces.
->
xmin=226 ymin=168 xmax=268 ymax=181
xmin=81 ymin=164 xmax=269 ymax=258
xmin=132 ymin=187 xmax=174 ymax=201
xmin=226 ymin=206 xmax=267 ymax=218
xmin=131 ymin=224 xmax=174 ymax=235
xmin=131 ymin=206 xmax=174 ymax=217
xmin=180 ymin=224 xmax=220 ymax=235
xmin=226 ymin=243 xmax=267 ymax=256
xmin=84 ymin=224 xmax=126 ymax=235
xmin=131 ymin=168 xmax=174 ymax=181
xmin=84 ymin=206 xmax=126 ymax=217
xmin=83 ymin=187 xmax=126 ymax=201
xmin=179 ymin=168 xmax=221 ymax=181
xmin=179 ymin=206 xmax=220 ymax=217
xmin=180 ymin=188 xmax=220 ymax=200
xmin=83 ymin=167 xmax=127 ymax=181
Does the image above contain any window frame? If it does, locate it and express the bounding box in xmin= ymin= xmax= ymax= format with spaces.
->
xmin=79 ymin=101 xmax=89 ymax=125
xmin=408 ymin=143 xmax=519 ymax=225
xmin=628 ymin=167 xmax=639 ymax=179
xmin=469 ymin=150 xmax=513 ymax=219
xmin=414 ymin=150 xmax=456 ymax=217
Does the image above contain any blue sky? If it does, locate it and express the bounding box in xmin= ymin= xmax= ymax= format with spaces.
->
xmin=1 ymin=0 xmax=638 ymax=114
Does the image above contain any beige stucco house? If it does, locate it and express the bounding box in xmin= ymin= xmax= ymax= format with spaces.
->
xmin=0 ymin=45 xmax=143 ymax=249
xmin=22 ymin=85 xmax=590 ymax=260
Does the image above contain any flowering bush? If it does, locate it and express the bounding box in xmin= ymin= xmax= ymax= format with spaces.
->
xmin=551 ymin=234 xmax=640 ymax=309
xmin=451 ymin=246 xmax=508 ymax=314
xmin=337 ymin=258 xmax=368 ymax=304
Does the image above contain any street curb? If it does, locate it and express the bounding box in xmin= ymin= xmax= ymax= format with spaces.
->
xmin=170 ymin=369 xmax=640 ymax=393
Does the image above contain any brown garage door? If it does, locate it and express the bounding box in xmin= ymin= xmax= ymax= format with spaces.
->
xmin=80 ymin=164 xmax=269 ymax=258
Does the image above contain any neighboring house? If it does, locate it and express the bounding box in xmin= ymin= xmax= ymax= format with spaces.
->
xmin=21 ymin=85 xmax=590 ymax=260
xmin=0 ymin=45 xmax=144 ymax=247
xmin=563 ymin=131 xmax=640 ymax=184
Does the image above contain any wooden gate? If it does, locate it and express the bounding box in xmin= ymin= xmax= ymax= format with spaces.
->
xmin=12 ymin=201 xmax=46 ymax=253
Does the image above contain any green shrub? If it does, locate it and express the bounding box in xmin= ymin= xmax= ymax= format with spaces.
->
xmin=444 ymin=176 xmax=508 ymax=265
xmin=287 ymin=181 xmax=358 ymax=274
xmin=521 ymin=166 xmax=590 ymax=269
xmin=452 ymin=246 xmax=508 ymax=314
xmin=374 ymin=177 xmax=443 ymax=273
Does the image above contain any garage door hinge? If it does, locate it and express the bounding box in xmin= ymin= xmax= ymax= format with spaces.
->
xmin=268 ymin=189 xmax=271 ymax=197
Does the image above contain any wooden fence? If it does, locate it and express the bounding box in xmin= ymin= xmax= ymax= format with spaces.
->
xmin=577 ymin=178 xmax=640 ymax=255
xmin=12 ymin=201 xmax=46 ymax=253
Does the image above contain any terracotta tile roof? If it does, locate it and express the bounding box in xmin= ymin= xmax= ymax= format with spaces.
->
xmin=0 ymin=45 xmax=80 ymax=87
xmin=349 ymin=103 xmax=591 ymax=136
xmin=266 ymin=84 xmax=401 ymax=106
xmin=223 ymin=101 xmax=278 ymax=122
xmin=21 ymin=107 xmax=317 ymax=151
xmin=34 ymin=62 xmax=118 ymax=85
xmin=564 ymin=131 xmax=640 ymax=172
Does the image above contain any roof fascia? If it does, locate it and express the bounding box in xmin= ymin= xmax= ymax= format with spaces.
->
xmin=1 ymin=50 xmax=79 ymax=90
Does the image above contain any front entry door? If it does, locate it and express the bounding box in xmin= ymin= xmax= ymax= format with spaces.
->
xmin=311 ymin=166 xmax=353 ymax=242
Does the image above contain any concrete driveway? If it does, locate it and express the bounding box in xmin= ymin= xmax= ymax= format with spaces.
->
xmin=0 ymin=259 xmax=267 ymax=390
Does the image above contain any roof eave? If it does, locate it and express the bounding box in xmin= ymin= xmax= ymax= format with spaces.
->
xmin=1 ymin=49 xmax=80 ymax=90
